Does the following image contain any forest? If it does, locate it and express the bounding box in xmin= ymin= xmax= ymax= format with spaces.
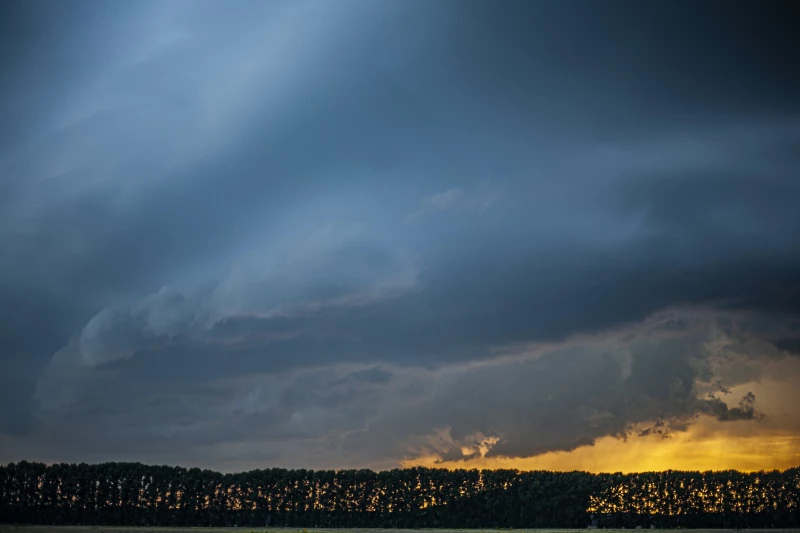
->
xmin=1 ymin=462 xmax=799 ymax=528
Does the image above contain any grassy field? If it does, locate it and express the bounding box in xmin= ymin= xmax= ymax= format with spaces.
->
xmin=3 ymin=527 xmax=800 ymax=533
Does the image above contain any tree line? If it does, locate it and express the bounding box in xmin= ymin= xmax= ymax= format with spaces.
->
xmin=1 ymin=461 xmax=798 ymax=528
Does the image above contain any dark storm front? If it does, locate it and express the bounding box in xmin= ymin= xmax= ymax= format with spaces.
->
xmin=2 ymin=462 xmax=799 ymax=528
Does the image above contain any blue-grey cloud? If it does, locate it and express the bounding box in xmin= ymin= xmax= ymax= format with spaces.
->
xmin=1 ymin=0 xmax=799 ymax=468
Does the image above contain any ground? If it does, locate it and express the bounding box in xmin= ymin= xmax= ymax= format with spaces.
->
xmin=0 ymin=525 xmax=800 ymax=533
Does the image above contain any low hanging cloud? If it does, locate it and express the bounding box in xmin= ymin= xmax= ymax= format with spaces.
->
xmin=338 ymin=310 xmax=786 ymax=465
xmin=29 ymin=304 xmax=799 ymax=470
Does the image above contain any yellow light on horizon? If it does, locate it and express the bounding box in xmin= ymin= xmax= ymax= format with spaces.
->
xmin=405 ymin=417 xmax=800 ymax=473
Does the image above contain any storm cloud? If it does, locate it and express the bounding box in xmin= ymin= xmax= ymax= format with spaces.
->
xmin=1 ymin=0 xmax=799 ymax=470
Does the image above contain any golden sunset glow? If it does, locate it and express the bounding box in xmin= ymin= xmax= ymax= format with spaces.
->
xmin=408 ymin=382 xmax=800 ymax=473
xmin=407 ymin=419 xmax=800 ymax=473
xmin=406 ymin=362 xmax=800 ymax=474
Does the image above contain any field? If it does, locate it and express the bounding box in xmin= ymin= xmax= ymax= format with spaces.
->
xmin=4 ymin=528 xmax=800 ymax=533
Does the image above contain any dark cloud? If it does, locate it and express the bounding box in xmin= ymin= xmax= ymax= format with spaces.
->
xmin=775 ymin=338 xmax=800 ymax=356
xmin=378 ymin=317 xmax=772 ymax=461
xmin=0 ymin=0 xmax=799 ymax=468
xmin=10 ymin=311 xmax=800 ymax=470
xmin=700 ymin=392 xmax=763 ymax=423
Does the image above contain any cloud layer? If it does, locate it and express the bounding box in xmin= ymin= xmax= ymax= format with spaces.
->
xmin=1 ymin=0 xmax=799 ymax=469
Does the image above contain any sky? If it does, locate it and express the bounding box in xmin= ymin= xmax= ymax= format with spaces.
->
xmin=1 ymin=0 xmax=800 ymax=473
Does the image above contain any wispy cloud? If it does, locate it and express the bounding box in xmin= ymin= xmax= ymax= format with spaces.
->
xmin=422 ymin=188 xmax=500 ymax=214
